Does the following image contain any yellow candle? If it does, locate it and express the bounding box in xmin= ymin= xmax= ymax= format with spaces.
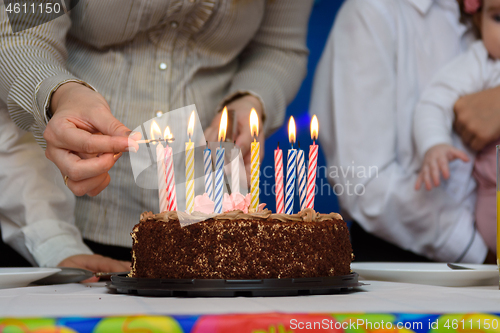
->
xmin=250 ymin=109 xmax=260 ymax=212
xmin=185 ymin=112 xmax=195 ymax=213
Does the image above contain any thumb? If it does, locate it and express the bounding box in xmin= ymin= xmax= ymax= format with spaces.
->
xmin=102 ymin=115 xmax=131 ymax=137
xmin=89 ymin=107 xmax=131 ymax=137
xmin=91 ymin=109 xmax=138 ymax=151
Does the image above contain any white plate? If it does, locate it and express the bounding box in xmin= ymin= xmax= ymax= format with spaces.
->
xmin=0 ymin=268 xmax=61 ymax=289
xmin=351 ymin=262 xmax=499 ymax=287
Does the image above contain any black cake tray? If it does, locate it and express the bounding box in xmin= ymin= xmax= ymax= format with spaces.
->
xmin=107 ymin=272 xmax=362 ymax=297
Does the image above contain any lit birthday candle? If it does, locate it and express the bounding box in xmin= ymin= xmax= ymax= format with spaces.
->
xmin=164 ymin=126 xmax=177 ymax=211
xmin=215 ymin=107 xmax=228 ymax=213
xmin=286 ymin=116 xmax=297 ymax=215
xmin=185 ymin=111 xmax=196 ymax=213
xmin=152 ymin=120 xmax=168 ymax=213
xmin=250 ymin=109 xmax=260 ymax=212
xmin=203 ymin=142 xmax=214 ymax=201
xmin=297 ymin=142 xmax=307 ymax=211
xmin=274 ymin=143 xmax=285 ymax=214
xmin=306 ymin=115 xmax=319 ymax=209
xmin=231 ymin=144 xmax=240 ymax=194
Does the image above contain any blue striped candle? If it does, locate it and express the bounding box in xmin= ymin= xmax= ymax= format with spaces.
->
xmin=214 ymin=146 xmax=225 ymax=213
xmin=285 ymin=148 xmax=297 ymax=215
xmin=204 ymin=146 xmax=214 ymax=201
xmin=297 ymin=148 xmax=307 ymax=211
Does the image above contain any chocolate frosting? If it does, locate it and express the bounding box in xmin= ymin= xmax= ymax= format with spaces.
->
xmin=140 ymin=208 xmax=343 ymax=223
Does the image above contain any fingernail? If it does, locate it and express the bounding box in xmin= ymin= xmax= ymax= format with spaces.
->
xmin=129 ymin=131 xmax=142 ymax=140
xmin=125 ymin=146 xmax=137 ymax=153
xmin=114 ymin=152 xmax=122 ymax=160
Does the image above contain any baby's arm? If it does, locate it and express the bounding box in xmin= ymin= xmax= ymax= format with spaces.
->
xmin=415 ymin=143 xmax=469 ymax=190
xmin=413 ymin=42 xmax=486 ymax=189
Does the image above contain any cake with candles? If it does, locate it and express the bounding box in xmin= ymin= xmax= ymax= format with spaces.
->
xmin=129 ymin=110 xmax=353 ymax=280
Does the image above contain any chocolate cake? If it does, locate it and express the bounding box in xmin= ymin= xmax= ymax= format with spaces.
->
xmin=130 ymin=208 xmax=353 ymax=280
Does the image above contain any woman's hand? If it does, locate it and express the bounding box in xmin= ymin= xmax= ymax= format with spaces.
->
xmin=454 ymin=86 xmax=500 ymax=151
xmin=205 ymin=95 xmax=265 ymax=181
xmin=415 ymin=144 xmax=470 ymax=191
xmin=58 ymin=254 xmax=131 ymax=283
xmin=44 ymin=82 xmax=139 ymax=196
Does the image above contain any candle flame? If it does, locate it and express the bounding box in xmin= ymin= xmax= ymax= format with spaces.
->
xmin=150 ymin=120 xmax=162 ymax=144
xmin=311 ymin=115 xmax=319 ymax=141
xmin=288 ymin=116 xmax=296 ymax=145
xmin=164 ymin=126 xmax=173 ymax=141
xmin=187 ymin=111 xmax=195 ymax=140
xmin=250 ymin=108 xmax=259 ymax=139
xmin=218 ymin=106 xmax=228 ymax=142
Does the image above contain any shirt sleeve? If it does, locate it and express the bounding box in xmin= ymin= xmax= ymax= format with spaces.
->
xmin=311 ymin=0 xmax=487 ymax=263
xmin=0 ymin=1 xmax=94 ymax=147
xmin=0 ymin=111 xmax=92 ymax=267
xmin=219 ymin=0 xmax=313 ymax=136
xmin=413 ymin=42 xmax=486 ymax=158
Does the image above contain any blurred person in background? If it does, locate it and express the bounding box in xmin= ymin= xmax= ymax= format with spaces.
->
xmin=312 ymin=0 xmax=499 ymax=264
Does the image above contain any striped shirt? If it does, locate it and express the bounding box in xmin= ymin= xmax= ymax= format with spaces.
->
xmin=0 ymin=0 xmax=312 ymax=247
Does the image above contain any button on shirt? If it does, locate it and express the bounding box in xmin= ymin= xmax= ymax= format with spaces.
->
xmin=0 ymin=0 xmax=313 ymax=247
xmin=311 ymin=0 xmax=487 ymax=262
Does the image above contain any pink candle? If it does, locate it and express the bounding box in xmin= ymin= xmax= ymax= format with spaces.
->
xmin=156 ymin=144 xmax=169 ymax=213
xmin=165 ymin=145 xmax=177 ymax=211
xmin=274 ymin=143 xmax=285 ymax=214
xmin=306 ymin=116 xmax=319 ymax=210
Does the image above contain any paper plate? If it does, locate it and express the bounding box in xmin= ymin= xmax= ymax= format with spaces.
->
xmin=351 ymin=262 xmax=498 ymax=287
xmin=0 ymin=268 xmax=61 ymax=289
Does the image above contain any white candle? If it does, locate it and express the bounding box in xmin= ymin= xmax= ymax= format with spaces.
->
xmin=215 ymin=146 xmax=225 ymax=213
xmin=297 ymin=147 xmax=307 ymax=211
xmin=231 ymin=146 xmax=240 ymax=194
xmin=204 ymin=145 xmax=214 ymax=201
xmin=285 ymin=116 xmax=297 ymax=215
xmin=215 ymin=107 xmax=228 ymax=214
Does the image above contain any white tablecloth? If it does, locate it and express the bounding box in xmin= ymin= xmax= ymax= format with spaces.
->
xmin=0 ymin=280 xmax=498 ymax=317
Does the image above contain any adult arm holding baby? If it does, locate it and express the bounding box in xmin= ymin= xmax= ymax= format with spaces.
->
xmin=454 ymin=86 xmax=500 ymax=151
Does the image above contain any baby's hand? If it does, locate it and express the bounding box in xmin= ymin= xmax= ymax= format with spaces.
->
xmin=415 ymin=144 xmax=470 ymax=191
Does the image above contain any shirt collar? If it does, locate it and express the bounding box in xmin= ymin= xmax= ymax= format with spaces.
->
xmin=406 ymin=0 xmax=433 ymax=15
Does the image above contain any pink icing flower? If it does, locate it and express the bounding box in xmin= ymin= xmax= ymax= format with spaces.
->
xmin=464 ymin=0 xmax=481 ymax=14
xmin=193 ymin=193 xmax=215 ymax=214
xmin=223 ymin=193 xmax=251 ymax=213
xmin=222 ymin=193 xmax=268 ymax=213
